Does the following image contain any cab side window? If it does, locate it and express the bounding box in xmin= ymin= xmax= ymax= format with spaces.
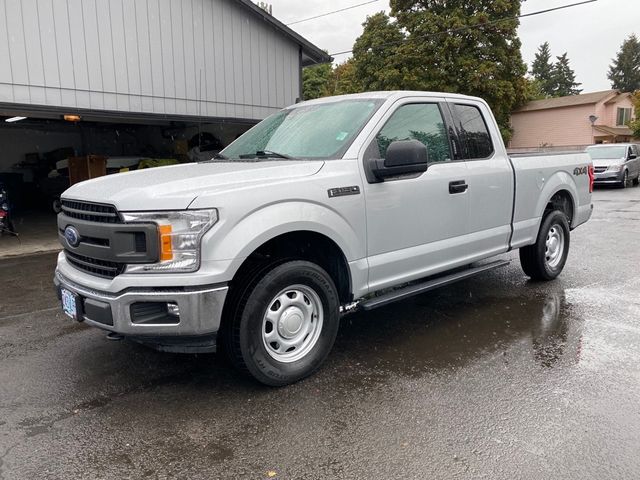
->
xmin=374 ymin=103 xmax=451 ymax=163
xmin=452 ymin=104 xmax=494 ymax=159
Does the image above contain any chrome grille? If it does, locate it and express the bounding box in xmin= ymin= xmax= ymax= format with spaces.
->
xmin=61 ymin=199 xmax=120 ymax=223
xmin=593 ymin=166 xmax=607 ymax=173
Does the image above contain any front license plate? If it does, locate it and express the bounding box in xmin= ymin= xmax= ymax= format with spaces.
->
xmin=61 ymin=288 xmax=79 ymax=321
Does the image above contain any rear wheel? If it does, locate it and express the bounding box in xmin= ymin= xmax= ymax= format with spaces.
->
xmin=632 ymin=175 xmax=639 ymax=187
xmin=519 ymin=210 xmax=570 ymax=281
xmin=222 ymin=260 xmax=340 ymax=386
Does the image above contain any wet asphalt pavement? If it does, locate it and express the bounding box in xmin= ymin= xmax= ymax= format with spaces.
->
xmin=1 ymin=186 xmax=640 ymax=479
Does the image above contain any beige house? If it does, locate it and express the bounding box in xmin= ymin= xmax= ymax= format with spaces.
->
xmin=509 ymin=90 xmax=637 ymax=151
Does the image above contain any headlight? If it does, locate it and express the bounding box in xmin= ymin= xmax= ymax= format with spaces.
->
xmin=607 ymin=164 xmax=623 ymax=172
xmin=122 ymin=209 xmax=218 ymax=273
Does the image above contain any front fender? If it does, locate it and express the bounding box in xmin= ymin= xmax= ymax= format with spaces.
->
xmin=200 ymin=200 xmax=364 ymax=277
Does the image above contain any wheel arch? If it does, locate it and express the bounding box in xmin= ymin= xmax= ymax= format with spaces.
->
xmin=227 ymin=230 xmax=353 ymax=304
xmin=535 ymin=171 xmax=579 ymax=228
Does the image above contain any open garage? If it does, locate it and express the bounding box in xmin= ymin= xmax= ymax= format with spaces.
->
xmin=0 ymin=0 xmax=330 ymax=256
xmin=0 ymin=107 xmax=255 ymax=255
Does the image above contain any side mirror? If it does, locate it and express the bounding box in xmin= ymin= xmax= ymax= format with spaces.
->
xmin=629 ymin=153 xmax=637 ymax=160
xmin=385 ymin=139 xmax=429 ymax=167
xmin=367 ymin=139 xmax=429 ymax=182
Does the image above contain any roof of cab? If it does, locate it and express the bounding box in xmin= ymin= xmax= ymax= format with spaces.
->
xmin=291 ymin=91 xmax=488 ymax=108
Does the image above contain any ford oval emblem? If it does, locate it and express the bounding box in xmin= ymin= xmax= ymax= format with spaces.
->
xmin=64 ymin=226 xmax=81 ymax=247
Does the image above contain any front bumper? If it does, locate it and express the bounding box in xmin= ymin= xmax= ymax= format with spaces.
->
xmin=54 ymin=268 xmax=228 ymax=338
xmin=594 ymin=170 xmax=625 ymax=184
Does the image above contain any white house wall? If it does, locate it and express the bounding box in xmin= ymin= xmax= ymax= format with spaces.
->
xmin=0 ymin=0 xmax=301 ymax=120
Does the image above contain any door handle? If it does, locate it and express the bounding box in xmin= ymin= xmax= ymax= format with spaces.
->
xmin=449 ymin=180 xmax=468 ymax=194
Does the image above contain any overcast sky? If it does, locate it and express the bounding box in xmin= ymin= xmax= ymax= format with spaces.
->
xmin=269 ymin=0 xmax=640 ymax=93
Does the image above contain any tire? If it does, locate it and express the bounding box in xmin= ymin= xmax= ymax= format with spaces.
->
xmin=633 ymin=175 xmax=639 ymax=187
xmin=620 ymin=170 xmax=628 ymax=188
xmin=519 ymin=210 xmax=570 ymax=281
xmin=222 ymin=260 xmax=340 ymax=386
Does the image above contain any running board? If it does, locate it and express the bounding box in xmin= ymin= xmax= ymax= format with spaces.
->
xmin=359 ymin=260 xmax=510 ymax=311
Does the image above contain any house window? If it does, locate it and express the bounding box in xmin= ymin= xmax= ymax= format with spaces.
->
xmin=616 ymin=107 xmax=632 ymax=126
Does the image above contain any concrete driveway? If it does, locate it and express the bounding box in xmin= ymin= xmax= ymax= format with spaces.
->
xmin=1 ymin=186 xmax=639 ymax=479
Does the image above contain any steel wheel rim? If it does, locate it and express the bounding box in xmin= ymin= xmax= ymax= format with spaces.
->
xmin=545 ymin=224 xmax=565 ymax=269
xmin=261 ymin=284 xmax=324 ymax=363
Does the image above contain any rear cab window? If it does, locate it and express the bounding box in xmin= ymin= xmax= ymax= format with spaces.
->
xmin=451 ymin=103 xmax=494 ymax=159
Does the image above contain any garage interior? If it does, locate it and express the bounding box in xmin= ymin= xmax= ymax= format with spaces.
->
xmin=0 ymin=107 xmax=254 ymax=258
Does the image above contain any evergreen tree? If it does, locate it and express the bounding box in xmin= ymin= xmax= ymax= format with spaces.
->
xmin=551 ymin=53 xmax=582 ymax=97
xmin=385 ymin=0 xmax=529 ymax=142
xmin=351 ymin=12 xmax=406 ymax=92
xmin=531 ymin=42 xmax=555 ymax=97
xmin=608 ymin=34 xmax=640 ymax=92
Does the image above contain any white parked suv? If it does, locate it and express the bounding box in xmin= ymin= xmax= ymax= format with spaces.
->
xmin=54 ymin=91 xmax=593 ymax=385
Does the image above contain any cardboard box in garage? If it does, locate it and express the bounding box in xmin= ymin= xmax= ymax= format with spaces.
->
xmin=68 ymin=155 xmax=107 ymax=186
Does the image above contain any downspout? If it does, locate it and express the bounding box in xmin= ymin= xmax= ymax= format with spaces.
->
xmin=298 ymin=47 xmax=303 ymax=102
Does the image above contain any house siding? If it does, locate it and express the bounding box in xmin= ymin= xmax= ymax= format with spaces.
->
xmin=0 ymin=0 xmax=301 ymax=120
xmin=510 ymin=104 xmax=596 ymax=148
xmin=510 ymin=93 xmax=637 ymax=149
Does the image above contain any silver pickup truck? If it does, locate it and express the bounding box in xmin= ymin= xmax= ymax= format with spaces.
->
xmin=54 ymin=91 xmax=593 ymax=385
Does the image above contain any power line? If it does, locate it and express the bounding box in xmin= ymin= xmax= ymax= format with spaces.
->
xmin=286 ymin=0 xmax=382 ymax=26
xmin=328 ymin=0 xmax=598 ymax=57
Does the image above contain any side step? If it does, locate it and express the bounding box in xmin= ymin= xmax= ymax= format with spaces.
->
xmin=359 ymin=259 xmax=510 ymax=311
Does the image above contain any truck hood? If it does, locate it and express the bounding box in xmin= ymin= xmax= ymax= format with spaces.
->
xmin=62 ymin=160 xmax=325 ymax=211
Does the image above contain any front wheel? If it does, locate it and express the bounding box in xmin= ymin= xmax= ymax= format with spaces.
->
xmin=519 ymin=210 xmax=570 ymax=281
xmin=223 ymin=260 xmax=340 ymax=386
xmin=620 ymin=170 xmax=628 ymax=188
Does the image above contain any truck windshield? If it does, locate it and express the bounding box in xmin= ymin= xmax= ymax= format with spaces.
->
xmin=586 ymin=146 xmax=626 ymax=159
xmin=220 ymin=99 xmax=384 ymax=160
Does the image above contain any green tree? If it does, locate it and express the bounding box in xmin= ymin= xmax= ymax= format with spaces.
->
xmin=328 ymin=60 xmax=362 ymax=95
xmin=351 ymin=12 xmax=406 ymax=91
xmin=383 ymin=0 xmax=529 ymax=142
xmin=608 ymin=34 xmax=640 ymax=92
xmin=629 ymin=91 xmax=640 ymax=138
xmin=302 ymin=62 xmax=332 ymax=100
xmin=524 ymin=77 xmax=547 ymax=101
xmin=530 ymin=42 xmax=555 ymax=97
xmin=551 ymin=53 xmax=582 ymax=97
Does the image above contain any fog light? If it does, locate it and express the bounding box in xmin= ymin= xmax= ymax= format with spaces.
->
xmin=167 ymin=302 xmax=180 ymax=317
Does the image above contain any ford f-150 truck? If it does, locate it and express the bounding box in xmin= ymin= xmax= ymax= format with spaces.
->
xmin=54 ymin=91 xmax=593 ymax=386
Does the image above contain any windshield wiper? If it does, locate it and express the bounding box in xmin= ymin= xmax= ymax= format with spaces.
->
xmin=239 ymin=150 xmax=296 ymax=159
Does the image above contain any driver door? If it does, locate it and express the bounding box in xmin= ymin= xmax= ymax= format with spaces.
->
xmin=360 ymin=99 xmax=470 ymax=293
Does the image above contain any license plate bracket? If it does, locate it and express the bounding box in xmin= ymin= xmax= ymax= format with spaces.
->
xmin=61 ymin=288 xmax=81 ymax=322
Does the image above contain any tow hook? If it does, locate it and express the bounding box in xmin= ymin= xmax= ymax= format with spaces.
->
xmin=106 ymin=332 xmax=124 ymax=341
